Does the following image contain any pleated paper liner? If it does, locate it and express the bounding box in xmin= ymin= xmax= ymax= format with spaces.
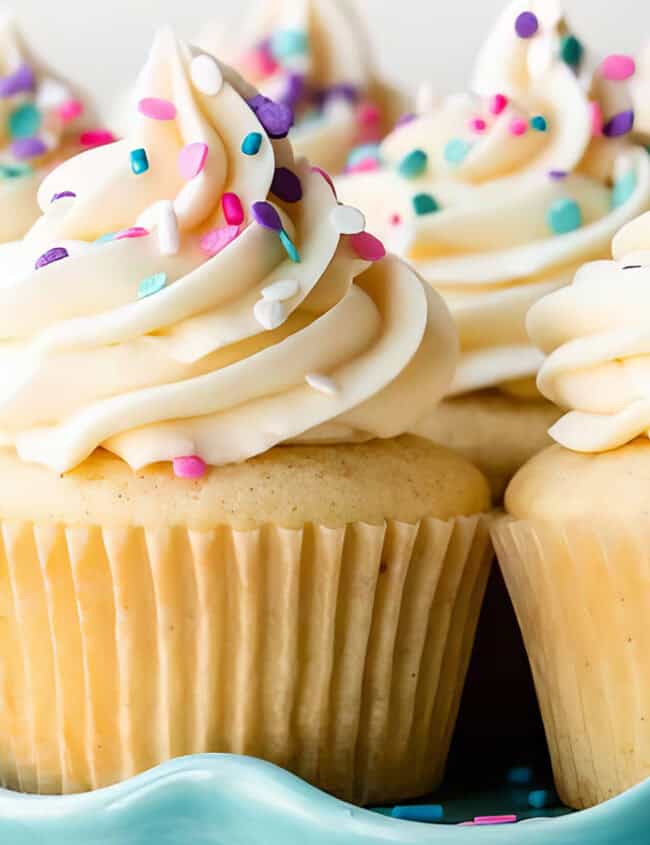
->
xmin=492 ymin=517 xmax=650 ymax=811
xmin=0 ymin=514 xmax=492 ymax=805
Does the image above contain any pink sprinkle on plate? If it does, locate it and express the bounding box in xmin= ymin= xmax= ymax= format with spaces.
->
xmin=138 ymin=97 xmax=177 ymax=121
xmin=178 ymin=142 xmax=208 ymax=181
xmin=115 ymin=227 xmax=149 ymax=241
xmin=200 ymin=224 xmax=240 ymax=256
xmin=601 ymin=54 xmax=636 ymax=81
xmin=58 ymin=99 xmax=83 ymax=123
xmin=350 ymin=231 xmax=386 ymax=262
xmin=173 ymin=455 xmax=207 ymax=479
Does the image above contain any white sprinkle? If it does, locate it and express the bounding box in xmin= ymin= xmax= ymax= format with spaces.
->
xmin=191 ymin=54 xmax=223 ymax=96
xmin=36 ymin=77 xmax=71 ymax=110
xmin=262 ymin=280 xmax=300 ymax=302
xmin=305 ymin=374 xmax=339 ymax=395
xmin=158 ymin=200 xmax=180 ymax=256
xmin=254 ymin=299 xmax=287 ymax=330
xmin=330 ymin=205 xmax=365 ymax=235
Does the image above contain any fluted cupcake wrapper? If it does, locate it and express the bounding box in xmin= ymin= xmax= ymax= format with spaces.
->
xmin=0 ymin=514 xmax=492 ymax=804
xmin=492 ymin=517 xmax=650 ymax=810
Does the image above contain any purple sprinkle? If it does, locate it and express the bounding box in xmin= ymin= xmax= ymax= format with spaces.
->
xmin=51 ymin=191 xmax=77 ymax=203
xmin=281 ymin=73 xmax=306 ymax=109
xmin=251 ymin=201 xmax=283 ymax=231
xmin=11 ymin=137 xmax=47 ymax=160
xmin=317 ymin=83 xmax=360 ymax=107
xmin=256 ymin=99 xmax=294 ymax=139
xmin=515 ymin=11 xmax=539 ymax=39
xmin=0 ymin=63 xmax=35 ymax=98
xmin=395 ymin=113 xmax=417 ymax=128
xmin=548 ymin=170 xmax=568 ymax=180
xmin=603 ymin=110 xmax=635 ymax=138
xmin=35 ymin=247 xmax=69 ymax=270
xmin=271 ymin=167 xmax=303 ymax=203
xmin=248 ymin=94 xmax=268 ymax=111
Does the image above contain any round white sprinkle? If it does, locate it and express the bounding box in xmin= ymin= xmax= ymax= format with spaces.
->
xmin=330 ymin=205 xmax=366 ymax=235
xmin=191 ymin=54 xmax=223 ymax=96
xmin=262 ymin=280 xmax=300 ymax=302
xmin=158 ymin=200 xmax=180 ymax=256
xmin=254 ymin=299 xmax=287 ymax=331
xmin=305 ymin=374 xmax=339 ymax=395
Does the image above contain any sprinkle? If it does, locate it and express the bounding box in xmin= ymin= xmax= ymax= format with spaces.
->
xmin=262 ymin=280 xmax=299 ymax=301
xmin=391 ymin=806 xmax=444 ymax=823
xmin=305 ymin=374 xmax=338 ymax=395
xmin=254 ymin=298 xmax=287 ymax=330
xmin=560 ymin=35 xmax=583 ymax=68
xmin=137 ymin=271 xmax=167 ymax=299
xmin=36 ymin=77 xmax=70 ymax=110
xmin=528 ymin=790 xmax=553 ymax=809
xmin=474 ymin=816 xmax=517 ymax=826
xmin=58 ymin=99 xmax=84 ymax=123
xmin=509 ymin=118 xmax=528 ymax=136
xmin=398 ymin=149 xmax=428 ymax=178
xmin=252 ymin=201 xmax=283 ymax=231
xmin=358 ymin=102 xmax=381 ymax=127
xmin=51 ymin=190 xmax=76 ymax=202
xmin=271 ymin=167 xmax=303 ymax=203
xmin=590 ymin=101 xmax=604 ymax=136
xmin=347 ymin=158 xmax=380 ymax=174
xmin=330 ymin=205 xmax=365 ymax=234
xmin=95 ymin=233 xmax=117 ymax=244
xmin=173 ymin=456 xmax=207 ymax=479
xmin=190 ymin=55 xmax=223 ymax=96
xmin=389 ymin=213 xmax=402 ymax=226
xmin=603 ymin=110 xmax=635 ymax=138
xmin=242 ymin=132 xmax=263 ymax=155
xmin=311 ymin=165 xmax=337 ymax=198
xmin=412 ymin=193 xmax=439 ymax=215
xmin=347 ymin=143 xmax=381 ymax=168
xmin=0 ymin=162 xmax=32 ymax=179
xmin=158 ymin=201 xmax=180 ymax=256
xmin=80 ymin=130 xmax=116 ymax=148
xmin=490 ymin=93 xmax=508 ymax=115
xmin=11 ymin=137 xmax=47 ymax=160
xmin=469 ymin=117 xmax=487 ymax=133
xmin=130 ymin=148 xmax=149 ymax=175
xmin=0 ymin=63 xmax=35 ymax=98
xmin=350 ymin=231 xmax=386 ymax=262
xmin=601 ymin=54 xmax=635 ymax=81
xmin=514 ymin=11 xmax=539 ymax=39
xmin=530 ymin=115 xmax=548 ymax=132
xmin=547 ymin=198 xmax=582 ymax=234
xmin=35 ymin=247 xmax=69 ymax=269
xmin=242 ymin=46 xmax=279 ymax=79
xmin=200 ymin=224 xmax=240 ymax=256
xmin=444 ymin=138 xmax=471 ymax=165
xmin=507 ymin=766 xmax=534 ymax=785
xmin=9 ymin=103 xmax=41 ymax=139
xmin=249 ymin=96 xmax=294 ymax=138
xmin=115 ymin=226 xmax=149 ymax=240
xmin=395 ymin=112 xmax=417 ymax=127
xmin=548 ymin=169 xmax=567 ymax=181
xmin=623 ymin=264 xmax=642 ymax=270
xmin=612 ymin=169 xmax=637 ymax=208
xmin=222 ymin=192 xmax=244 ymax=225
xmin=279 ymin=229 xmax=301 ymax=262
xmin=178 ymin=142 xmax=208 ymax=180
xmin=270 ymin=29 xmax=309 ymax=61
xmin=138 ymin=97 xmax=177 ymax=121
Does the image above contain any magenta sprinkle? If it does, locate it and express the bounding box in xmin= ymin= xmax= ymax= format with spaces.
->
xmin=35 ymin=247 xmax=69 ymax=270
xmin=173 ymin=455 xmax=207 ymax=479
xmin=252 ymin=201 xmax=283 ymax=231
xmin=311 ymin=165 xmax=337 ymax=198
xmin=490 ymin=93 xmax=509 ymax=115
xmin=515 ymin=11 xmax=539 ymax=38
xmin=222 ymin=192 xmax=244 ymax=226
xmin=350 ymin=232 xmax=386 ymax=262
xmin=51 ymin=191 xmax=76 ymax=202
xmin=474 ymin=815 xmax=517 ymax=826
xmin=271 ymin=167 xmax=303 ymax=203
xmin=0 ymin=63 xmax=35 ymax=98
xmin=11 ymin=137 xmax=47 ymax=160
xmin=603 ymin=110 xmax=635 ymax=137
xmin=114 ymin=227 xmax=149 ymax=240
xmin=80 ymin=130 xmax=116 ymax=148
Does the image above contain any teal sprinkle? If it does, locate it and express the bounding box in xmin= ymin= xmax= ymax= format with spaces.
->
xmin=242 ymin=132 xmax=263 ymax=156
xmin=279 ymin=229 xmax=301 ymax=263
xmin=530 ymin=115 xmax=548 ymax=132
xmin=398 ymin=149 xmax=428 ymax=179
xmin=9 ymin=103 xmax=41 ymax=139
xmin=130 ymin=147 xmax=149 ymax=175
xmin=137 ymin=272 xmax=167 ymax=299
xmin=0 ymin=162 xmax=32 ymax=179
xmin=347 ymin=143 xmax=381 ymax=168
xmin=560 ymin=34 xmax=583 ymax=68
xmin=547 ymin=198 xmax=582 ymax=234
xmin=412 ymin=193 xmax=439 ymax=216
xmin=612 ymin=169 xmax=637 ymax=208
xmin=270 ymin=29 xmax=309 ymax=61
xmin=528 ymin=790 xmax=554 ymax=810
xmin=444 ymin=138 xmax=471 ymax=166
xmin=95 ymin=232 xmax=117 ymax=244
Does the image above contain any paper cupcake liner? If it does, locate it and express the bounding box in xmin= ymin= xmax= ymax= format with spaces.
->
xmin=0 ymin=514 xmax=492 ymax=804
xmin=492 ymin=517 xmax=650 ymax=810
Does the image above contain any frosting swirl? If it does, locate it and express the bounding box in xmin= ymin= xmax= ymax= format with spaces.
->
xmin=336 ymin=0 xmax=650 ymax=397
xmin=0 ymin=29 xmax=457 ymax=475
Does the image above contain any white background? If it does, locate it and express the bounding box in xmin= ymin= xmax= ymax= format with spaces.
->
xmin=11 ymin=0 xmax=650 ymax=112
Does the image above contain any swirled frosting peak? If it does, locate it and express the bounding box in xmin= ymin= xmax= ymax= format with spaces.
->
xmin=0 ymin=29 xmax=457 ymax=475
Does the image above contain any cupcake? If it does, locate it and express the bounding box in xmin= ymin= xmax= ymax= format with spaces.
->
xmin=337 ymin=0 xmax=650 ymax=498
xmin=198 ymin=0 xmax=405 ymax=174
xmin=0 ymin=11 xmax=100 ymax=242
xmin=493 ymin=209 xmax=650 ymax=809
xmin=0 ymin=29 xmax=493 ymax=804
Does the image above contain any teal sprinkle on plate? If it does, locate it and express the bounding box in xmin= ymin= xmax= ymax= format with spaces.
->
xmin=0 ymin=161 xmax=32 ymax=179
xmin=9 ymin=103 xmax=41 ymax=139
xmin=560 ymin=34 xmax=583 ymax=68
xmin=612 ymin=169 xmax=637 ymax=208
xmin=137 ymin=271 xmax=167 ymax=299
xmin=279 ymin=229 xmax=300 ymax=263
xmin=547 ymin=198 xmax=582 ymax=234
xmin=270 ymin=29 xmax=309 ymax=61
xmin=444 ymin=138 xmax=471 ymax=166
xmin=398 ymin=149 xmax=428 ymax=179
xmin=130 ymin=148 xmax=149 ymax=175
xmin=412 ymin=193 xmax=439 ymax=215
xmin=348 ymin=143 xmax=381 ymax=168
xmin=242 ymin=132 xmax=263 ymax=156
xmin=530 ymin=115 xmax=548 ymax=132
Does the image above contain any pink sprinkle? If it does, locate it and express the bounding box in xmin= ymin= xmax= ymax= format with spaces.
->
xmin=469 ymin=117 xmax=487 ymax=133
xmin=358 ymin=102 xmax=381 ymax=127
xmin=138 ymin=97 xmax=177 ymax=121
xmin=590 ymin=100 xmax=604 ymax=136
xmin=389 ymin=213 xmax=402 ymax=226
xmin=346 ymin=158 xmax=380 ymax=174
xmin=474 ymin=815 xmax=517 ymax=826
xmin=178 ymin=142 xmax=208 ymax=181
xmin=489 ymin=93 xmax=508 ymax=115
xmin=173 ymin=455 xmax=207 ymax=479
xmin=350 ymin=231 xmax=386 ymax=262
xmin=222 ymin=193 xmax=244 ymax=226
xmin=58 ymin=99 xmax=83 ymax=123
xmin=509 ymin=117 xmax=528 ymax=136
xmin=311 ymin=165 xmax=337 ymax=198
xmin=200 ymin=224 xmax=240 ymax=256
xmin=241 ymin=47 xmax=278 ymax=79
xmin=80 ymin=130 xmax=116 ymax=148
xmin=115 ymin=227 xmax=149 ymax=241
xmin=601 ymin=54 xmax=636 ymax=81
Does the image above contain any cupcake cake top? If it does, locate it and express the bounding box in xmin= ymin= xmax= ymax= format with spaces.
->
xmin=0 ymin=29 xmax=457 ymax=477
xmin=199 ymin=0 xmax=403 ymax=175
xmin=336 ymin=0 xmax=649 ymax=397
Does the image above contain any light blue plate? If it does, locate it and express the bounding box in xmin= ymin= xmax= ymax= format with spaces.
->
xmin=0 ymin=754 xmax=647 ymax=844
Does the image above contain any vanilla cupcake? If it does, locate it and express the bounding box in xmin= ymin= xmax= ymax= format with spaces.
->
xmin=493 ymin=210 xmax=650 ymax=809
xmin=337 ymin=0 xmax=650 ymax=497
xmin=0 ymin=30 xmax=492 ymax=804
xmin=0 ymin=11 xmax=100 ymax=242
xmin=198 ymin=0 xmax=404 ymax=175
